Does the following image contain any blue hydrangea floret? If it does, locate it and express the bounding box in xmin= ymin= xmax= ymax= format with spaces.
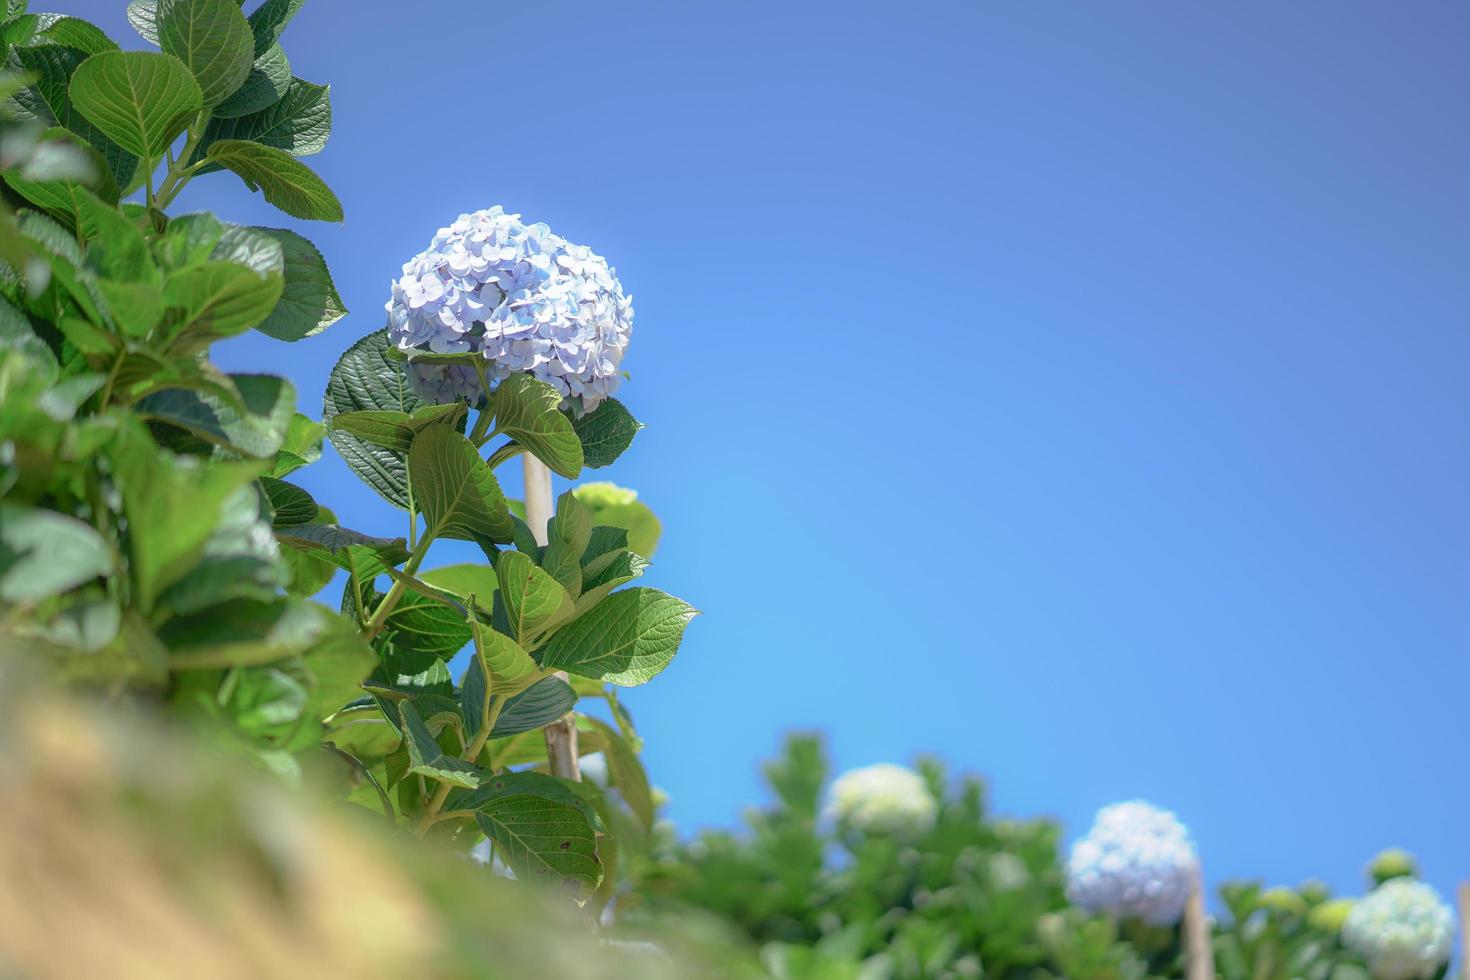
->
xmin=385 ymin=206 xmax=634 ymax=414
xmin=1065 ymin=800 xmax=1198 ymax=926
xmin=1342 ymin=879 xmax=1455 ymax=980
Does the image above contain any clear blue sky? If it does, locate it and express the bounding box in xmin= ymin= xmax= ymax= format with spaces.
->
xmin=77 ymin=1 xmax=1468 ymax=903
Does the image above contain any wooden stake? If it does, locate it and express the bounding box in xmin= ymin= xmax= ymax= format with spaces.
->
xmin=524 ymin=453 xmax=581 ymax=782
xmin=1458 ymin=882 xmax=1468 ymax=980
xmin=1185 ymin=867 xmax=1215 ymax=980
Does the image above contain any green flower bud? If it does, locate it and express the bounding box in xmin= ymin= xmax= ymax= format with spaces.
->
xmin=1367 ymin=848 xmax=1419 ymax=886
xmin=1259 ymin=887 xmax=1308 ymax=917
xmin=1308 ymin=898 xmax=1356 ymax=933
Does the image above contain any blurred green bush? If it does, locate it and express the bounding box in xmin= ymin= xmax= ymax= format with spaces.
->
xmin=623 ymin=735 xmax=1451 ymax=980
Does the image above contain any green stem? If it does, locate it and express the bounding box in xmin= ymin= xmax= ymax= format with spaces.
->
xmin=151 ymin=113 xmax=210 ymax=211
xmin=362 ymin=531 xmax=434 ymax=640
xmin=414 ymin=694 xmax=507 ymax=837
xmin=96 ymin=347 xmax=126 ymax=408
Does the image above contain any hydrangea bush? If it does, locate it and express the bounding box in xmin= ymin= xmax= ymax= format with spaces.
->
xmin=1065 ymin=800 xmax=1199 ymax=926
xmin=625 ymin=736 xmax=1457 ymax=980
xmin=0 ymin=0 xmax=695 ymax=933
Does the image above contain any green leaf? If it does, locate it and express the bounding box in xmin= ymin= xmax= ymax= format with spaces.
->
xmin=268 ymin=411 xmax=322 ymax=478
xmin=94 ymin=280 xmax=162 ymax=338
xmin=126 ymin=0 xmax=159 ymax=44
xmin=76 ymin=190 xmax=156 ymax=283
xmin=574 ymin=549 xmax=649 ymax=615
xmin=420 ymin=562 xmax=498 ymax=615
xmin=569 ymin=397 xmax=641 ymax=468
xmin=364 ymin=641 xmax=452 ymax=702
xmin=381 ymin=592 xmax=472 ymax=660
xmin=585 ymin=715 xmax=654 ymax=830
xmin=447 ymin=770 xmax=603 ymax=827
xmin=473 ymin=800 xmax=601 ymax=897
xmin=330 ymin=402 xmax=465 ymax=455
xmin=211 ymin=42 xmax=289 ymax=119
xmin=0 ymin=128 xmax=120 ymax=224
xmin=209 ymin=220 xmax=283 ymax=273
xmin=35 ymin=16 xmax=118 ymax=55
xmin=490 ymin=675 xmax=576 ymax=738
xmin=12 ymin=44 xmax=138 ymax=189
xmin=409 ymin=425 xmax=515 ymax=543
xmin=493 ymin=374 xmax=583 ymax=478
xmin=161 ymin=260 xmax=283 ymax=351
xmin=111 ymin=420 xmax=265 ymax=610
xmin=259 ymin=476 xmax=316 ymax=526
xmin=537 ymin=587 xmax=697 ymax=687
xmin=162 ymin=597 xmax=344 ymax=669
xmin=468 ymin=615 xmax=540 ymax=696
xmin=0 ymin=503 xmax=111 ymax=602
xmin=323 ymin=328 xmax=421 ymax=509
xmin=157 ymin=0 xmax=253 ymax=108
xmin=137 ymin=373 xmax=294 ymax=457
xmin=246 ymin=0 xmax=304 ymax=57
xmin=398 ymin=700 xmax=484 ymax=789
xmin=251 ymin=227 xmax=345 ymax=340
xmin=69 ymin=50 xmax=202 ymax=160
xmin=275 ymin=523 xmax=410 ymax=570
xmin=156 ymin=484 xmax=286 ymax=614
xmin=493 ymin=551 xmax=574 ymax=642
xmin=205 ymin=138 xmax=341 ymax=221
xmin=541 ymin=490 xmax=593 ymax=596
xmin=573 ymin=482 xmax=662 ymax=558
xmin=196 ymin=77 xmax=329 ymax=160
xmin=279 ymin=541 xmax=334 ymax=598
xmin=153 ymin=212 xmax=224 ymax=271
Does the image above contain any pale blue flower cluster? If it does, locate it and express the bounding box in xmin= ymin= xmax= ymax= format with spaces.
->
xmin=1065 ymin=800 xmax=1198 ymax=925
xmin=1342 ymin=880 xmax=1455 ymax=980
xmin=385 ymin=206 xmax=634 ymax=413
xmin=826 ymin=763 xmax=937 ymax=837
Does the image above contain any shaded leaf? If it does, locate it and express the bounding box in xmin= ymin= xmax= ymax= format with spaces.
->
xmin=569 ymin=397 xmax=641 ymax=468
xmin=493 ymin=373 xmax=583 ymax=478
xmin=408 ymin=425 xmax=514 ymax=543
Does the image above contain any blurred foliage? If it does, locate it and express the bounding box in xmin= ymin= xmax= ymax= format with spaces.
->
xmin=0 ymin=654 xmax=758 ymax=979
xmin=624 ymin=735 xmax=1438 ymax=980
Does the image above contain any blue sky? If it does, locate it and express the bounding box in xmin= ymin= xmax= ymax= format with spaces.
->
xmin=76 ymin=1 xmax=1467 ymax=903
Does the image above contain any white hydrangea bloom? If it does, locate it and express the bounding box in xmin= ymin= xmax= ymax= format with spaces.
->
xmin=826 ymin=763 xmax=937 ymax=837
xmin=385 ymin=206 xmax=633 ymax=414
xmin=1065 ymin=800 xmax=1198 ymax=926
xmin=1342 ymin=879 xmax=1455 ymax=980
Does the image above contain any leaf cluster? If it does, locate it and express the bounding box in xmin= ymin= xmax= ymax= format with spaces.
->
xmin=0 ymin=0 xmax=701 ymax=921
xmin=624 ymin=736 xmax=1387 ymax=980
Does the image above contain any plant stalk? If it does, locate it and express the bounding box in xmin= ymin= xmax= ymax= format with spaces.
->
xmin=525 ymin=452 xmax=581 ymax=782
xmin=363 ymin=532 xmax=434 ymax=640
xmin=1184 ymin=867 xmax=1214 ymax=980
xmin=1459 ymin=882 xmax=1468 ymax=980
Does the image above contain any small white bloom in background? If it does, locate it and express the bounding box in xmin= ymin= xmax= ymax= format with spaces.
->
xmin=1065 ymin=800 xmax=1198 ymax=926
xmin=385 ymin=206 xmax=634 ymax=414
xmin=826 ymin=763 xmax=937 ymax=837
xmin=1342 ymin=879 xmax=1454 ymax=980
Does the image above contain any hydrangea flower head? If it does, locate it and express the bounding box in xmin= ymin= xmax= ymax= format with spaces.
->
xmin=1342 ymin=879 xmax=1454 ymax=980
xmin=385 ymin=206 xmax=633 ymax=414
xmin=826 ymin=763 xmax=937 ymax=837
xmin=1065 ymin=800 xmax=1198 ymax=925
